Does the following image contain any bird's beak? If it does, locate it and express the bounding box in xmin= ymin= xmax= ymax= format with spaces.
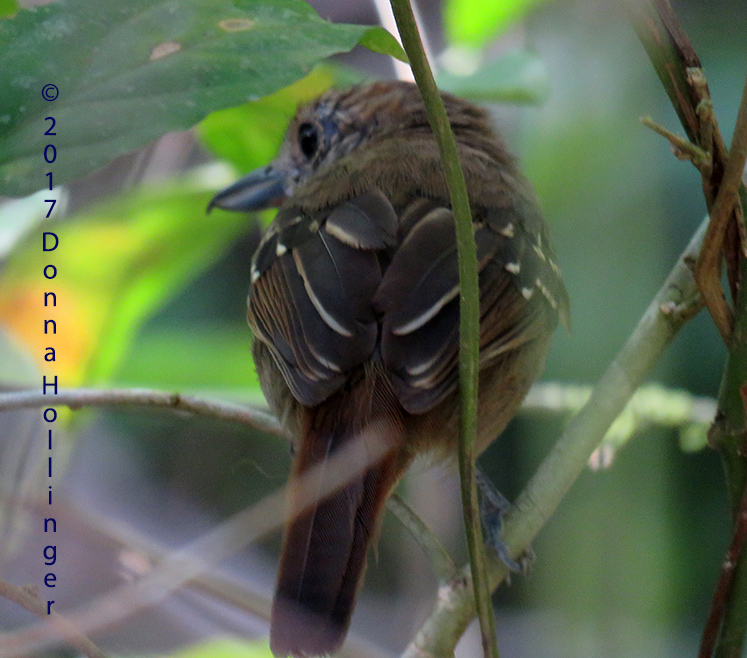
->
xmin=207 ymin=165 xmax=288 ymax=213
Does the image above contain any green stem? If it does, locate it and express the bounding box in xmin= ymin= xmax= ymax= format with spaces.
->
xmin=388 ymin=1 xmax=497 ymax=657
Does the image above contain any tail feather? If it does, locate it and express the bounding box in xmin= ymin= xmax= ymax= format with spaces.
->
xmin=270 ymin=376 xmax=406 ymax=657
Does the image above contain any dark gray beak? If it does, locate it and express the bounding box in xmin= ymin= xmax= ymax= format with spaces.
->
xmin=207 ymin=165 xmax=288 ymax=213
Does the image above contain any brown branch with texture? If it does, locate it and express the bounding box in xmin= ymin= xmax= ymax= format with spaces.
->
xmin=629 ymin=0 xmax=742 ymax=343
xmin=631 ymin=1 xmax=747 ymax=655
xmin=699 ymin=480 xmax=747 ymax=658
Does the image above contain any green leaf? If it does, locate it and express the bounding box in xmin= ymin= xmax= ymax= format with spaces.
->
xmin=170 ymin=638 xmax=273 ymax=658
xmin=198 ymin=67 xmax=337 ymax=175
xmin=358 ymin=25 xmax=408 ymax=63
xmin=0 ymin=0 xmax=401 ymax=197
xmin=0 ymin=169 xmax=250 ymax=385
xmin=198 ymin=65 xmax=368 ymax=175
xmin=0 ymin=0 xmax=18 ymax=19
xmin=444 ymin=0 xmax=548 ymax=47
xmin=436 ymin=49 xmax=549 ymax=104
xmin=116 ymin=326 xmax=265 ymax=404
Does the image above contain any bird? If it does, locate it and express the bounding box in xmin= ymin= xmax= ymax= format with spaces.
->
xmin=209 ymin=80 xmax=569 ymax=658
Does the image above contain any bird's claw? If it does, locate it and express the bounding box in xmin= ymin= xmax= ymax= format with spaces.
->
xmin=476 ymin=469 xmax=533 ymax=575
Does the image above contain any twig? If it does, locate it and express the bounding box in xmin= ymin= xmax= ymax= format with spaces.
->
xmin=0 ymin=427 xmax=394 ymax=657
xmin=631 ymin=2 xmax=747 ymax=653
xmin=694 ymin=73 xmax=747 ymax=344
xmin=0 ymin=578 xmax=106 ymax=658
xmin=387 ymin=494 xmax=458 ymax=583
xmin=699 ymin=480 xmax=747 ymax=658
xmin=628 ymin=0 xmax=738 ymax=342
xmin=640 ymin=116 xmax=712 ymax=168
xmin=0 ymin=388 xmax=282 ymax=437
xmin=401 ymin=215 xmax=706 ymax=658
xmin=388 ymin=1 xmax=498 ymax=657
xmin=41 ymin=499 xmax=385 ymax=658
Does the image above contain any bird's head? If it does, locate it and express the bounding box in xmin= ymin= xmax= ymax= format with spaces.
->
xmin=207 ymin=80 xmax=494 ymax=213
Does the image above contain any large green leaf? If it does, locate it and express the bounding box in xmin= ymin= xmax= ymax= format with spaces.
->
xmin=0 ymin=0 xmax=405 ymax=197
xmin=0 ymin=71 xmax=329 ymax=389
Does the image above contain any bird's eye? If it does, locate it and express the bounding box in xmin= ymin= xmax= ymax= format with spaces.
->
xmin=298 ymin=122 xmax=319 ymax=159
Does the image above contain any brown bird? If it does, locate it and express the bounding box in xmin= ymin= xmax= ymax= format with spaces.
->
xmin=209 ymin=80 xmax=569 ymax=657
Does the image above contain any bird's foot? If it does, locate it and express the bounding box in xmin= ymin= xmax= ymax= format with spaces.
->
xmin=476 ymin=469 xmax=533 ymax=576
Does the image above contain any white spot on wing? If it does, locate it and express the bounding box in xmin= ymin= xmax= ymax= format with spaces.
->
xmin=325 ymin=220 xmax=361 ymax=247
xmin=532 ymin=244 xmax=547 ymax=261
xmin=499 ymin=222 xmax=515 ymax=238
xmin=535 ymin=277 xmax=558 ymax=309
xmin=505 ymin=262 xmax=520 ymax=274
xmin=293 ymin=251 xmax=353 ymax=337
xmin=306 ymin=343 xmax=342 ymax=372
xmin=392 ymin=284 xmax=460 ymax=335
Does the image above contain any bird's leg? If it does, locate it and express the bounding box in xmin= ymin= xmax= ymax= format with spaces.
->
xmin=475 ymin=468 xmax=533 ymax=575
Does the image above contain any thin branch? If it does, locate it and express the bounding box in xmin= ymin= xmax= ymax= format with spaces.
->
xmin=0 ymin=579 xmax=106 ymax=658
xmin=0 ymin=388 xmax=282 ymax=437
xmin=0 ymin=428 xmax=393 ymax=657
xmin=631 ymin=2 xmax=747 ymax=653
xmin=387 ymin=494 xmax=458 ymax=583
xmin=43 ymin=499 xmax=385 ymax=658
xmin=640 ymin=116 xmax=712 ymax=168
xmin=690 ymin=73 xmax=747 ymax=658
xmin=695 ymin=72 xmax=747 ymax=342
xmin=401 ymin=216 xmax=706 ymax=658
xmin=699 ymin=480 xmax=747 ymax=658
xmin=708 ymin=218 xmax=747 ymax=658
xmin=628 ymin=0 xmax=738 ymax=341
xmin=388 ymin=1 xmax=497 ymax=657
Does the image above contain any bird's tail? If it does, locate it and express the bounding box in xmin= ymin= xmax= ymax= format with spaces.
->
xmin=270 ymin=372 xmax=407 ymax=657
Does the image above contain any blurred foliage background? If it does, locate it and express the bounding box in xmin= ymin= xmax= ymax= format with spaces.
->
xmin=0 ymin=0 xmax=742 ymax=656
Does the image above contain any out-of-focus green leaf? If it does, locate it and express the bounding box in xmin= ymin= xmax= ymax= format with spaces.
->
xmin=0 ymin=0 xmax=404 ymax=197
xmin=445 ymin=0 xmax=548 ymax=47
xmin=171 ymin=638 xmax=273 ymax=658
xmin=116 ymin=326 xmax=265 ymax=404
xmin=0 ymin=0 xmax=18 ymax=19
xmin=198 ymin=66 xmax=369 ymax=175
xmin=437 ymin=50 xmax=549 ymax=104
xmin=0 ymin=169 xmax=250 ymax=385
xmin=198 ymin=68 xmax=336 ymax=174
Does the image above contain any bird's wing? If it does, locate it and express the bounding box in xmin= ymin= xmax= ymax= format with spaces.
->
xmin=247 ymin=192 xmax=398 ymax=407
xmin=374 ymin=199 xmax=569 ymax=414
xmin=248 ymin=191 xmax=568 ymax=413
